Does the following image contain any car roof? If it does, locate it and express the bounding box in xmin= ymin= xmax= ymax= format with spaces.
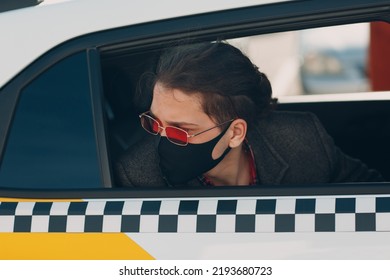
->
xmin=1 ymin=0 xmax=389 ymax=89
xmin=0 ymin=0 xmax=286 ymax=88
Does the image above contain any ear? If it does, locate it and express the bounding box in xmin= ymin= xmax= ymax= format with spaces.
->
xmin=228 ymin=119 xmax=247 ymax=148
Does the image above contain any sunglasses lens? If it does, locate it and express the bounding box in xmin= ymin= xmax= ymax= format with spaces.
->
xmin=165 ymin=127 xmax=188 ymax=145
xmin=140 ymin=115 xmax=159 ymax=134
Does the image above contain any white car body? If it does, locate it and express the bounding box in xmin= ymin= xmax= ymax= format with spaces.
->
xmin=0 ymin=0 xmax=288 ymax=88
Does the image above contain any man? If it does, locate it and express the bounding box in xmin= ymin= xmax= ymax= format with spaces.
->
xmin=115 ymin=42 xmax=383 ymax=187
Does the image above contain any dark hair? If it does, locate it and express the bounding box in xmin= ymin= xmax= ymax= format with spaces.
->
xmin=143 ymin=41 xmax=277 ymax=127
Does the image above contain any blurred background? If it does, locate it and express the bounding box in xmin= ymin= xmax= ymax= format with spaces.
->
xmin=229 ymin=22 xmax=390 ymax=97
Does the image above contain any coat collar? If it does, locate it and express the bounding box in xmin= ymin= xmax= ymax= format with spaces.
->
xmin=246 ymin=121 xmax=289 ymax=185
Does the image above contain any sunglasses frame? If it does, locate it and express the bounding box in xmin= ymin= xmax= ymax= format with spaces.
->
xmin=139 ymin=111 xmax=234 ymax=146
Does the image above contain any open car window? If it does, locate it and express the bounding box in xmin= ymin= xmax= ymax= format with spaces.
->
xmin=229 ymin=22 xmax=390 ymax=96
xmin=101 ymin=21 xmax=390 ymax=187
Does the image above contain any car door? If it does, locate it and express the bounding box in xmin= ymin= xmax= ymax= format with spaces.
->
xmin=0 ymin=0 xmax=390 ymax=260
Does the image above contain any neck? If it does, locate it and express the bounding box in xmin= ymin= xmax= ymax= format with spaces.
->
xmin=204 ymin=144 xmax=250 ymax=186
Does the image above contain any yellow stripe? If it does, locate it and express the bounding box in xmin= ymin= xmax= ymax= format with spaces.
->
xmin=0 ymin=233 xmax=154 ymax=260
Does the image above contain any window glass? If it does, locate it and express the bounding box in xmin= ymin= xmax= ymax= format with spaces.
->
xmin=229 ymin=22 xmax=390 ymax=97
xmin=0 ymin=52 xmax=102 ymax=188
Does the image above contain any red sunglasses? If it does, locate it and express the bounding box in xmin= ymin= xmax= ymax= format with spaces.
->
xmin=139 ymin=111 xmax=234 ymax=146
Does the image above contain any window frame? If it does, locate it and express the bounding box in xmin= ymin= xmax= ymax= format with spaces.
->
xmin=87 ymin=48 xmax=112 ymax=188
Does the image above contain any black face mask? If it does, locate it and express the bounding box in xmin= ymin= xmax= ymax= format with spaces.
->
xmin=158 ymin=127 xmax=231 ymax=186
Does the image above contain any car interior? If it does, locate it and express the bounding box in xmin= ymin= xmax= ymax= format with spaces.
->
xmin=100 ymin=22 xmax=390 ymax=184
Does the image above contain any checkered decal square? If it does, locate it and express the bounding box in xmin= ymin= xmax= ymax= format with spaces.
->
xmin=0 ymin=196 xmax=388 ymax=233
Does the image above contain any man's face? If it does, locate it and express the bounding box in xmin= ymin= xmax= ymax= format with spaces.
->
xmin=150 ymin=82 xmax=230 ymax=158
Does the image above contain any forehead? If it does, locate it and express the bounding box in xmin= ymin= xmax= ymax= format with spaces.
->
xmin=152 ymin=83 xmax=203 ymax=112
xmin=153 ymin=83 xmax=202 ymax=102
xmin=150 ymin=83 xmax=208 ymax=120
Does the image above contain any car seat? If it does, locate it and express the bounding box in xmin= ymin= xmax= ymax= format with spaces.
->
xmin=102 ymin=67 xmax=144 ymax=161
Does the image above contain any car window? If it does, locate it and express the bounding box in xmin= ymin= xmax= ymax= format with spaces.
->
xmin=0 ymin=51 xmax=102 ymax=189
xmin=228 ymin=22 xmax=390 ymax=97
xmin=99 ymin=21 xmax=390 ymax=187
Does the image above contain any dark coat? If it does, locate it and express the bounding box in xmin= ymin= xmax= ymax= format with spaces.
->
xmin=115 ymin=111 xmax=383 ymax=187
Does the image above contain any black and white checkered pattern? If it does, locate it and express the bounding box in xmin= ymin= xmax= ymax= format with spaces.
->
xmin=0 ymin=197 xmax=390 ymax=233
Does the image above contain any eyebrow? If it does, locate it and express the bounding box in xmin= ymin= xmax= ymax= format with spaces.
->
xmin=166 ymin=120 xmax=198 ymax=127
xmin=149 ymin=110 xmax=198 ymax=127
